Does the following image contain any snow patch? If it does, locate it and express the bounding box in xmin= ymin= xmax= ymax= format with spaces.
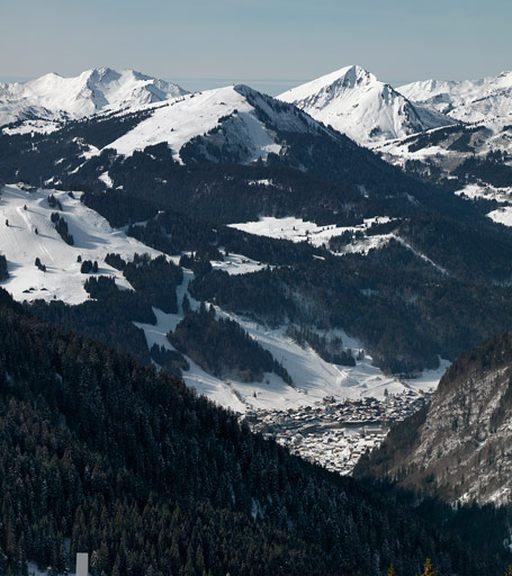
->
xmin=487 ymin=206 xmax=512 ymax=227
xmin=228 ymin=215 xmax=394 ymax=254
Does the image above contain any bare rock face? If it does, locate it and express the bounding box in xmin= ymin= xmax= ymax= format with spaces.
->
xmin=355 ymin=332 xmax=512 ymax=505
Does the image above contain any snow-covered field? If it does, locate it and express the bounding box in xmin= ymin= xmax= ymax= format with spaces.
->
xmin=0 ymin=185 xmax=161 ymax=303
xmin=210 ymin=251 xmax=268 ymax=275
xmin=2 ymin=119 xmax=61 ymax=136
xmin=487 ymin=206 xmax=512 ymax=227
xmin=455 ymin=185 xmax=512 ymax=227
xmin=228 ymin=215 xmax=394 ymax=254
xmin=456 ymin=183 xmax=512 ymax=203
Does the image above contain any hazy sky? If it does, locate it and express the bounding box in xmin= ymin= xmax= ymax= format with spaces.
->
xmin=1 ymin=0 xmax=511 ymax=94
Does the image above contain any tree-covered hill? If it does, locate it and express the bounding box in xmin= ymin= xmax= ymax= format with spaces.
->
xmin=0 ymin=288 xmax=511 ymax=576
xmin=3 ymin=87 xmax=512 ymax=375
xmin=355 ymin=331 xmax=512 ymax=506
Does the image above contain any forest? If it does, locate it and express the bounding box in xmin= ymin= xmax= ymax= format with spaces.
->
xmin=3 ymin=91 xmax=512 ymax=375
xmin=168 ymin=303 xmax=292 ymax=383
xmin=189 ymin=238 xmax=512 ymax=374
xmin=0 ymin=288 xmax=511 ymax=576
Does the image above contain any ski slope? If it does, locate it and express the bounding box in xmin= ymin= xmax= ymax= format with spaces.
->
xmin=135 ymin=274 xmax=444 ymax=414
xmin=0 ymin=184 xmax=162 ymax=303
xmin=105 ymin=85 xmax=285 ymax=162
xmin=228 ymin=215 xmax=394 ymax=255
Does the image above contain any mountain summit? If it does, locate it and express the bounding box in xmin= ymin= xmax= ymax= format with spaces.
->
xmin=278 ymin=64 xmax=453 ymax=145
xmin=0 ymin=67 xmax=187 ymax=125
xmin=399 ymin=70 xmax=512 ymax=124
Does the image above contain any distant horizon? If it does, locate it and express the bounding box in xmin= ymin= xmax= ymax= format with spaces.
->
xmin=2 ymin=0 xmax=510 ymax=96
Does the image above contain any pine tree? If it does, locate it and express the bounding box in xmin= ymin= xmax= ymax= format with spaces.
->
xmin=419 ymin=558 xmax=435 ymax=576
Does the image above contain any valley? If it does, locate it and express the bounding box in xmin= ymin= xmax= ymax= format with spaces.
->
xmin=0 ymin=183 xmax=442 ymax=476
xmin=1 ymin=54 xmax=512 ymax=574
xmin=2 ymin=62 xmax=512 ymax=481
xmin=247 ymin=390 xmax=433 ymax=475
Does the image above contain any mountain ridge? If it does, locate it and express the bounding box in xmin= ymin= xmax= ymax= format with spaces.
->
xmin=0 ymin=66 xmax=187 ymax=126
xmin=399 ymin=70 xmax=512 ymax=124
xmin=278 ymin=64 xmax=454 ymax=145
xmin=355 ymin=331 xmax=512 ymax=505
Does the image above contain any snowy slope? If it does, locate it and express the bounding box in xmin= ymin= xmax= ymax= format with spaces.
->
xmin=399 ymin=71 xmax=512 ymax=123
xmin=0 ymin=184 xmax=162 ymax=303
xmin=105 ymin=84 xmax=318 ymax=163
xmin=0 ymin=184 xmax=443 ymax=416
xmin=135 ymin=283 xmax=444 ymax=414
xmin=228 ymin=215 xmax=394 ymax=255
xmin=0 ymin=67 xmax=187 ymax=126
xmin=278 ymin=65 xmax=453 ymax=145
xmin=376 ymin=122 xmax=512 ymax=211
xmin=378 ymin=122 xmax=511 ymax=167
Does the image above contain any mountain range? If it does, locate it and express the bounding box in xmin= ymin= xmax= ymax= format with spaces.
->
xmin=399 ymin=70 xmax=512 ymax=124
xmin=1 ymin=66 xmax=512 ymax=381
xmin=2 ymin=64 xmax=511 ymax=147
xmin=0 ymin=67 xmax=186 ymax=126
xmin=1 ymin=59 xmax=512 ymax=576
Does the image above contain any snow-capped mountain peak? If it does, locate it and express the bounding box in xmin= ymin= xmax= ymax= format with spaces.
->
xmin=0 ymin=67 xmax=188 ymax=126
xmin=279 ymin=65 xmax=377 ymax=109
xmin=278 ymin=64 xmax=454 ymax=145
xmin=399 ymin=71 xmax=512 ymax=123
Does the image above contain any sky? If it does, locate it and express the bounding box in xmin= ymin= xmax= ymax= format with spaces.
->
xmin=1 ymin=0 xmax=511 ymax=94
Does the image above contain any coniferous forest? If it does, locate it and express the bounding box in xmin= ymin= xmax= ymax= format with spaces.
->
xmin=0 ymin=288 xmax=510 ymax=576
xmin=168 ymin=304 xmax=293 ymax=383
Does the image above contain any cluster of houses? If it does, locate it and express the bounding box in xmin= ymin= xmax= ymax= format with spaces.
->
xmin=246 ymin=390 xmax=432 ymax=475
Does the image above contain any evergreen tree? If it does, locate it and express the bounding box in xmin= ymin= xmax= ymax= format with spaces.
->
xmin=419 ymin=558 xmax=435 ymax=576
